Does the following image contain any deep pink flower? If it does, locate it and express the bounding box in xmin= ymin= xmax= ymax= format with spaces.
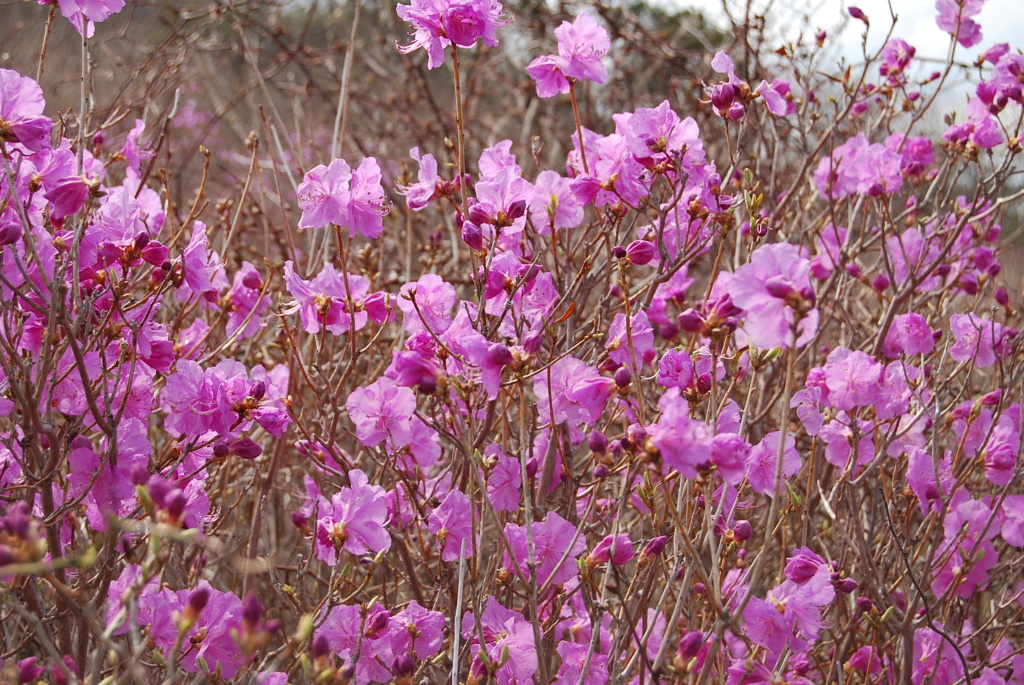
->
xmin=484 ymin=444 xmax=521 ymax=512
xmin=526 ymin=13 xmax=609 ymax=97
xmin=314 ymin=469 xmax=390 ymax=561
xmin=346 ymin=376 xmax=417 ymax=449
xmin=180 ymin=221 xmax=223 ymax=298
xmin=884 ymin=312 xmax=936 ymax=357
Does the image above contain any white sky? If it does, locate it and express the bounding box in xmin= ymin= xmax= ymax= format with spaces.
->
xmin=656 ymin=0 xmax=1024 ymax=64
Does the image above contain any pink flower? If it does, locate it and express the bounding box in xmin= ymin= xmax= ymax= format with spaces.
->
xmin=526 ymin=13 xmax=609 ymax=97
xmin=296 ymin=157 xmax=389 ymax=237
xmin=0 ymin=69 xmax=53 ymax=153
xmin=398 ymin=146 xmax=441 ymax=210
xmin=427 ymin=488 xmax=475 ymax=561
xmin=397 ymin=273 xmax=457 ymax=335
xmin=606 ymin=310 xmax=655 ymax=372
xmin=884 ymin=312 xmax=936 ymax=357
xmin=397 ymin=0 xmax=510 ymax=70
xmin=48 ymin=0 xmax=126 ymax=36
xmin=534 ymin=355 xmax=613 ymax=438
xmin=180 ymin=221 xmax=223 ymax=298
xmin=282 ymin=261 xmax=386 ymax=336
xmin=553 ymin=641 xmax=609 ymax=685
xmin=314 ymin=470 xmax=390 ymax=561
xmin=747 ymin=432 xmax=803 ymax=496
xmin=936 ymin=0 xmax=986 ymax=47
xmin=812 ymin=133 xmax=903 ymax=199
xmin=461 ymin=597 xmax=538 ymax=685
xmin=504 ymin=512 xmax=586 ymax=587
xmin=949 ymin=313 xmax=1007 ymax=368
xmin=484 ymin=444 xmax=521 ymax=512
xmin=651 ymin=388 xmax=713 ymax=478
xmin=821 ymin=347 xmax=883 ymax=411
xmin=529 ymin=169 xmax=583 ymax=233
xmin=346 ymin=376 xmax=417 ymax=449
xmin=727 ymin=242 xmax=818 ymax=349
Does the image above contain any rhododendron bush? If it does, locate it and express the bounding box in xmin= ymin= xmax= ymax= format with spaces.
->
xmin=1 ymin=0 xmax=1023 ymax=682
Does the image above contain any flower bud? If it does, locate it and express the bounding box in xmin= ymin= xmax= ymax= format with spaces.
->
xmin=614 ymin=366 xmax=632 ymax=388
xmin=711 ymin=83 xmax=736 ymax=111
xmin=312 ymin=633 xmax=331 ymax=661
xmin=468 ymin=203 xmax=491 ymax=226
xmin=849 ymin=6 xmax=868 ymax=23
xmin=506 ymin=199 xmax=527 ymax=221
xmin=732 ymin=520 xmax=753 ymax=541
xmin=995 ymin=287 xmax=1010 ymax=307
xmin=678 ymin=631 xmax=704 ymax=660
xmin=0 ymin=224 xmax=24 ymax=247
xmin=487 ymin=343 xmax=514 ymax=367
xmin=855 ymin=596 xmax=874 ymax=613
xmin=612 ymin=244 xmax=628 ymax=260
xmin=642 ymin=536 xmax=668 ymax=558
xmin=250 ymin=381 xmax=267 ymax=401
xmin=242 ymin=269 xmax=263 ymax=290
xmin=625 ymin=240 xmax=656 ymax=265
xmin=727 ymin=102 xmax=746 ymax=120
xmin=229 ymin=437 xmax=263 ymax=460
xmin=871 ymin=273 xmax=890 ymax=292
xmin=522 ymin=329 xmax=543 ymax=355
xmin=242 ymin=593 xmax=263 ymax=630
xmin=677 ymin=309 xmax=705 ymax=333
xmin=588 ymin=430 xmax=608 ymax=455
xmin=835 ymin=577 xmax=859 ymax=593
xmin=187 ymin=586 xmax=210 ymax=616
xmin=461 ymin=221 xmax=484 ymax=251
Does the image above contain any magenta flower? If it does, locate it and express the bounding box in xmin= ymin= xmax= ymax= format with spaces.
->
xmin=504 ymin=512 xmax=586 ymax=587
xmin=389 ymin=601 xmax=445 ymax=658
xmin=0 ymin=69 xmax=53 ymax=153
xmin=346 ymin=376 xmax=417 ymax=449
xmin=314 ymin=469 xmax=390 ymax=562
xmin=526 ymin=12 xmax=610 ymax=98
xmin=397 ymin=0 xmax=510 ymax=70
xmin=949 ymin=313 xmax=1007 ymax=368
xmin=727 ymin=242 xmax=817 ymax=349
xmin=296 ymin=157 xmax=389 ymax=237
xmin=879 ymin=38 xmax=916 ymax=84
xmin=225 ymin=262 xmax=270 ymax=339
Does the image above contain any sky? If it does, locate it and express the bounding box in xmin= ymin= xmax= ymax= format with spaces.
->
xmin=655 ymin=0 xmax=1023 ymax=65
